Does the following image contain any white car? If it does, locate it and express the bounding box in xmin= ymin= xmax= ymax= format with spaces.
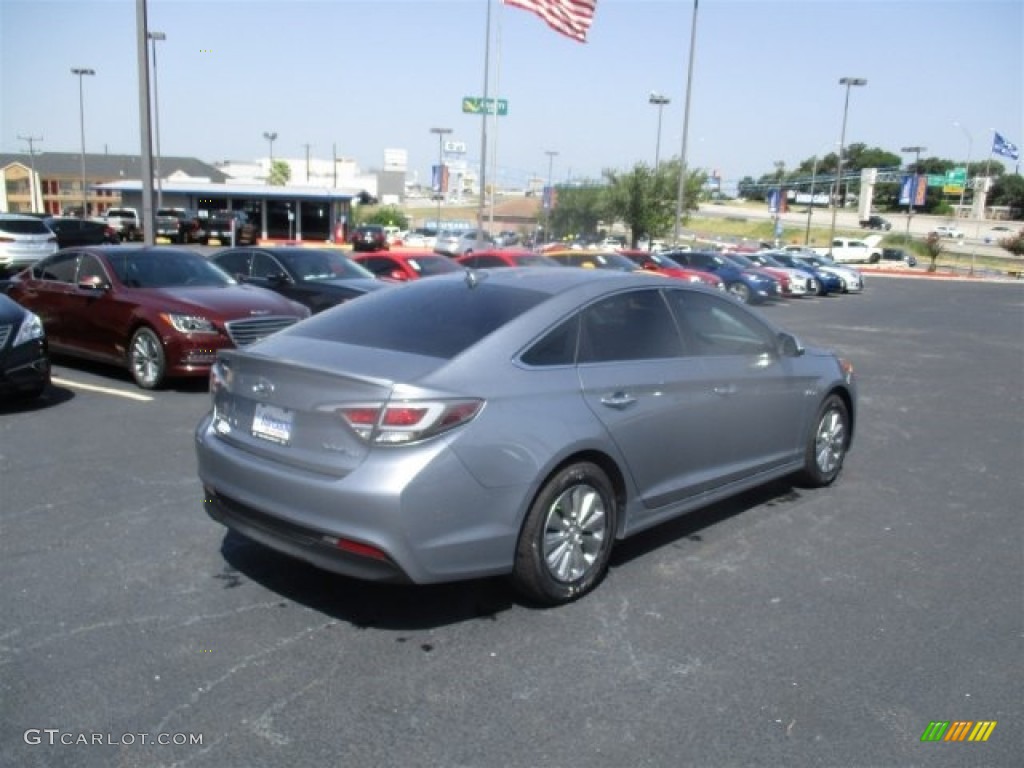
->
xmin=434 ymin=230 xmax=493 ymax=257
xmin=0 ymin=213 xmax=58 ymax=277
xmin=984 ymin=225 xmax=1016 ymax=244
xmin=932 ymin=225 xmax=965 ymax=239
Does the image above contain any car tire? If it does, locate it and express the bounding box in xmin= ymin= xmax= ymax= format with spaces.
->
xmin=809 ymin=277 xmax=825 ymax=296
xmin=512 ymin=461 xmax=617 ymax=606
xmin=129 ymin=326 xmax=166 ymax=390
xmin=727 ymin=282 xmax=751 ymax=303
xmin=797 ymin=394 xmax=849 ymax=488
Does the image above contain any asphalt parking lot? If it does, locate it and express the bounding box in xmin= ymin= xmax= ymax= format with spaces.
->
xmin=1 ymin=276 xmax=1021 ymax=768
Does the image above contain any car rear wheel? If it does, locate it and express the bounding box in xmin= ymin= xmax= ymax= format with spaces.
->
xmin=512 ymin=462 xmax=617 ymax=606
xmin=798 ymin=394 xmax=849 ymax=487
xmin=129 ymin=327 xmax=166 ymax=390
xmin=727 ymin=282 xmax=751 ymax=303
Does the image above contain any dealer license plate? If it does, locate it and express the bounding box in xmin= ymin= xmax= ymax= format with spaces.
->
xmin=252 ymin=403 xmax=293 ymax=445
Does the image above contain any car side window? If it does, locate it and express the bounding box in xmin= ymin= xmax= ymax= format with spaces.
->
xmin=578 ymin=289 xmax=683 ymax=363
xmin=521 ymin=315 xmax=580 ymax=367
xmin=667 ymin=290 xmax=775 ymax=357
xmin=251 ymin=252 xmax=284 ymax=279
xmin=35 ymin=252 xmax=79 ymax=283
xmin=215 ymin=250 xmax=251 ymax=277
xmin=359 ymin=257 xmax=396 ymax=277
xmin=77 ymin=254 xmax=109 ymax=284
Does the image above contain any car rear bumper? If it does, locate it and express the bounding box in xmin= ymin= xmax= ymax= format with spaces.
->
xmin=195 ymin=414 xmax=525 ymax=584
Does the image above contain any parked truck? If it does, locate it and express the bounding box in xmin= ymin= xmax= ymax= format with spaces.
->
xmin=811 ymin=237 xmax=882 ymax=264
xmin=102 ymin=207 xmax=141 ymax=241
xmin=155 ymin=208 xmax=203 ymax=244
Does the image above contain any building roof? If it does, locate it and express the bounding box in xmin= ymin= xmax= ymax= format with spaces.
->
xmin=0 ymin=152 xmax=228 ymax=182
xmin=95 ymin=179 xmax=362 ymax=201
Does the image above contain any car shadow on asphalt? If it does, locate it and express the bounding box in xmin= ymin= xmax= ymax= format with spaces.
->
xmin=216 ymin=479 xmax=805 ymax=629
xmin=0 ymin=381 xmax=75 ymax=413
xmin=218 ymin=531 xmax=515 ymax=630
xmin=50 ymin=354 xmax=210 ymax=393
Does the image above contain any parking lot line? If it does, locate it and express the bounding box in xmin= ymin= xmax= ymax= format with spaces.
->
xmin=51 ymin=376 xmax=154 ymax=402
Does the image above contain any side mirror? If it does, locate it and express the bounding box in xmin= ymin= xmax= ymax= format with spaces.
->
xmin=389 ymin=270 xmax=408 ymax=281
xmin=778 ymin=332 xmax=804 ymax=358
xmin=268 ymin=272 xmax=291 ymax=286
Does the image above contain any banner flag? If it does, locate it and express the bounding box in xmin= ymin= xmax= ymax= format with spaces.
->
xmin=992 ymin=132 xmax=1019 ymax=161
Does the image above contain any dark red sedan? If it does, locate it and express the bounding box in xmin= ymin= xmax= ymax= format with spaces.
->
xmin=6 ymin=246 xmax=309 ymax=389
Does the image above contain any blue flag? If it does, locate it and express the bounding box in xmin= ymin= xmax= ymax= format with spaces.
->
xmin=992 ymin=132 xmax=1020 ymax=160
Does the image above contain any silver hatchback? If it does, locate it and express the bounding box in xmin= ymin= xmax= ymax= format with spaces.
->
xmin=196 ymin=269 xmax=856 ymax=604
xmin=0 ymin=214 xmax=58 ymax=276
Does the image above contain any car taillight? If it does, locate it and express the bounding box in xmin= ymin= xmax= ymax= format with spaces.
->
xmin=328 ymin=398 xmax=483 ymax=445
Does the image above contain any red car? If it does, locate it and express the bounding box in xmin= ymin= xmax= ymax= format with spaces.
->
xmin=6 ymin=246 xmax=309 ymax=389
xmin=352 ymin=251 xmax=462 ymax=281
xmin=619 ymin=250 xmax=726 ymax=290
xmin=455 ymin=249 xmax=561 ymax=269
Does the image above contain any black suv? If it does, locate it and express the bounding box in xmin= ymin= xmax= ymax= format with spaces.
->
xmin=350 ymin=225 xmax=389 ymax=252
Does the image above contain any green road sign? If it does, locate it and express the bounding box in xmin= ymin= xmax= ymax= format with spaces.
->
xmin=462 ymin=97 xmax=508 ymax=116
xmin=926 ymin=174 xmax=945 ymax=187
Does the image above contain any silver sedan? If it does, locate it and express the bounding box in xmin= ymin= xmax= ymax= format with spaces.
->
xmin=196 ymin=269 xmax=856 ymax=605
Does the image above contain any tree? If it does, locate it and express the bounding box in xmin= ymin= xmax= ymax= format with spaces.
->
xmin=922 ymin=232 xmax=944 ymax=272
xmin=547 ymin=183 xmax=606 ymax=242
xmin=268 ymin=160 xmax=290 ymax=186
xmin=989 ymin=172 xmax=1024 ymax=212
xmin=602 ymin=159 xmax=705 ymax=247
xmin=356 ymin=204 xmax=408 ymax=230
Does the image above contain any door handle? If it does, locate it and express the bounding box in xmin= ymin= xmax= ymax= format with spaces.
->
xmin=713 ymin=384 xmax=738 ymax=397
xmin=600 ymin=392 xmax=637 ymax=410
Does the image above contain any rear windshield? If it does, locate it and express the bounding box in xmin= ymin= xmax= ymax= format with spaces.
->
xmin=288 ymin=278 xmax=548 ymax=359
xmin=0 ymin=218 xmax=51 ymax=235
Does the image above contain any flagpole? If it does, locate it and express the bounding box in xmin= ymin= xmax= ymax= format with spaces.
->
xmin=673 ymin=0 xmax=699 ymax=244
xmin=476 ymin=0 xmax=493 ymax=249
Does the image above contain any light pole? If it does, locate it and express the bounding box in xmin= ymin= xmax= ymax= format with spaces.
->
xmin=262 ymin=134 xmax=278 ymax=183
xmin=826 ymin=77 xmax=867 ymax=255
xmin=803 ymin=154 xmax=822 ymax=246
xmin=148 ymin=32 xmax=166 ymax=209
xmin=901 ymin=145 xmax=926 ymax=236
xmin=429 ymin=127 xmax=451 ymax=231
xmin=71 ymin=67 xmax=95 ymax=217
xmin=649 ymin=92 xmax=670 ymax=173
xmin=544 ymin=150 xmax=558 ymax=244
xmin=673 ymin=0 xmax=700 ymax=245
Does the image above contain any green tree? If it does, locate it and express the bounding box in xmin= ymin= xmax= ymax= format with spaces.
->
xmin=602 ymin=159 xmax=705 ymax=247
xmin=547 ymin=184 xmax=606 ymax=242
xmin=268 ymin=160 xmax=291 ymax=186
xmin=357 ymin=205 xmax=408 ymax=230
xmin=989 ymin=172 xmax=1024 ymax=212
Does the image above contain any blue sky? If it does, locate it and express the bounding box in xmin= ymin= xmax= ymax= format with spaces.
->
xmin=1 ymin=0 xmax=1021 ymax=190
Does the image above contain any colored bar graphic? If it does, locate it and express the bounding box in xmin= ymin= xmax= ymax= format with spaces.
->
xmin=920 ymin=720 xmax=996 ymax=743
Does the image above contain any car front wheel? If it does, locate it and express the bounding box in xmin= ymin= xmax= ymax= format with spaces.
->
xmin=129 ymin=326 xmax=166 ymax=389
xmin=727 ymin=282 xmax=752 ymax=303
xmin=798 ymin=394 xmax=849 ymax=487
xmin=512 ymin=462 xmax=617 ymax=606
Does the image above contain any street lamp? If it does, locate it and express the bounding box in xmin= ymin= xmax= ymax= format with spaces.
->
xmin=429 ymin=127 xmax=451 ymax=231
xmin=648 ymin=92 xmax=670 ymax=173
xmin=148 ymin=31 xmax=166 ymax=209
xmin=901 ymin=145 xmax=926 ymax=236
xmin=262 ymin=133 xmax=278 ymax=181
xmin=827 ymin=76 xmax=867 ymax=256
xmin=544 ymin=150 xmax=558 ymax=244
xmin=71 ymin=67 xmax=95 ymax=216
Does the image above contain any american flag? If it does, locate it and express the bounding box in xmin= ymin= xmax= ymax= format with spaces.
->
xmin=504 ymin=0 xmax=598 ymax=43
xmin=992 ymin=132 xmax=1020 ymax=161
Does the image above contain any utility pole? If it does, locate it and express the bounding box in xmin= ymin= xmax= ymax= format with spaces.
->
xmin=18 ymin=134 xmax=42 ymax=211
